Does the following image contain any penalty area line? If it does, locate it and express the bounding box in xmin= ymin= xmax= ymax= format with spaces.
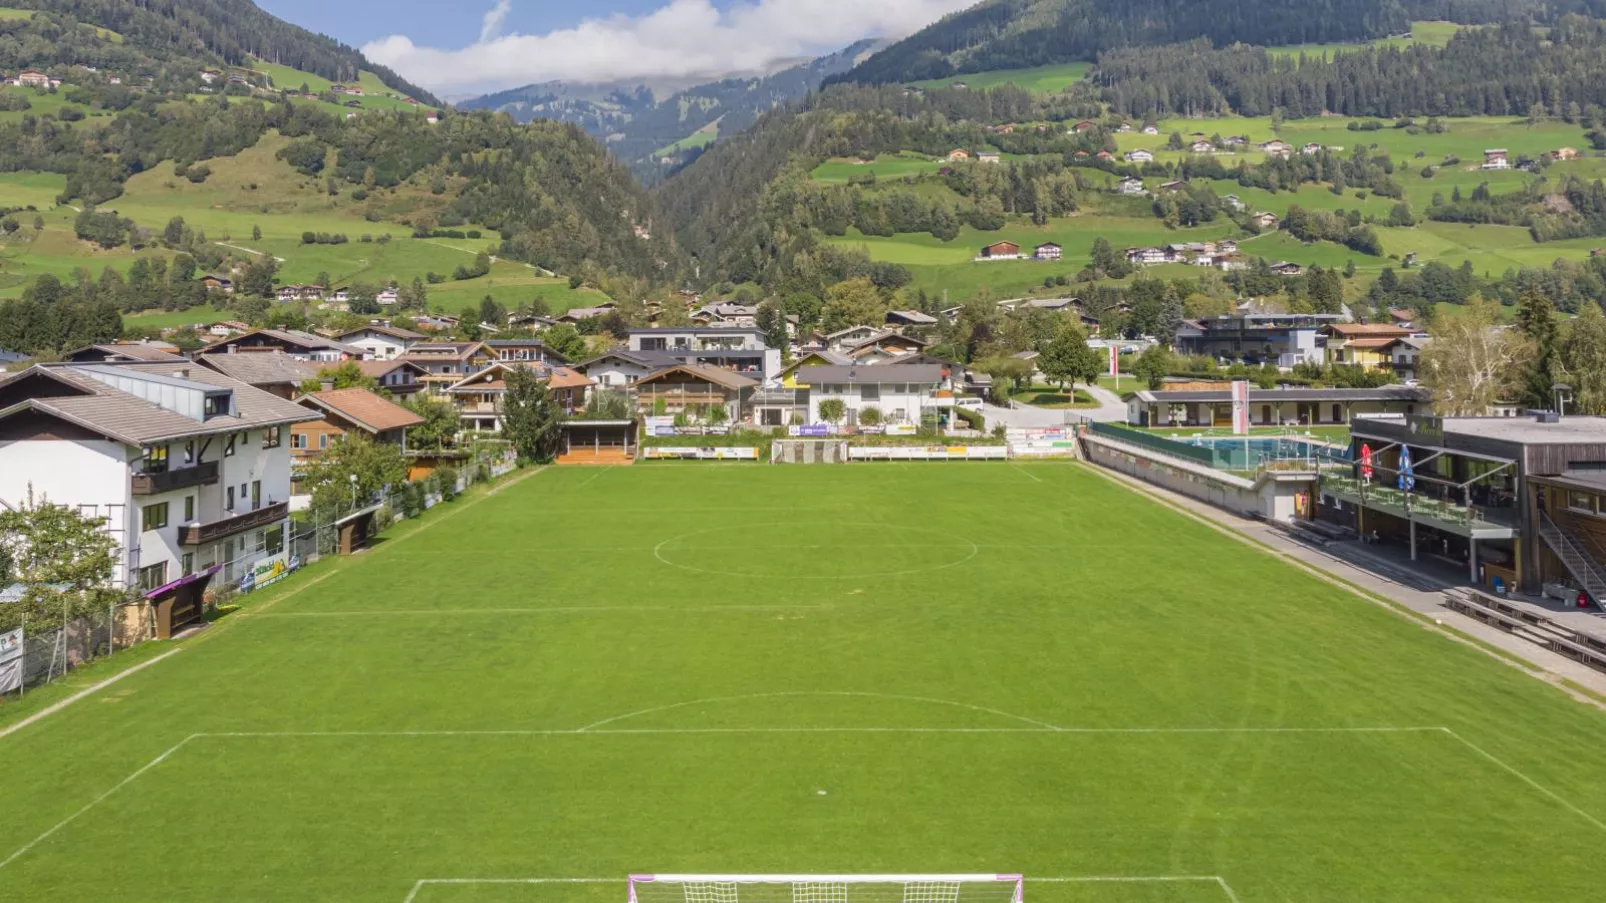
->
xmin=402 ymin=876 xmax=1239 ymax=903
xmin=1030 ymin=876 xmax=1240 ymax=902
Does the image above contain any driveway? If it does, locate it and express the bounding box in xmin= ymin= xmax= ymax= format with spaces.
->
xmin=985 ymin=383 xmax=1128 ymax=427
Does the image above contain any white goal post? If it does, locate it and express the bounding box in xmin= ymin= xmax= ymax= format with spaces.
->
xmin=628 ymin=875 xmax=1024 ymax=903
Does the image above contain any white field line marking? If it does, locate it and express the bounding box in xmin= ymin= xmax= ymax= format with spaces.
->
xmin=653 ymin=526 xmax=981 ymax=580
xmin=569 ymin=465 xmax=615 ymax=490
xmin=10 ymin=725 xmax=1572 ymax=875
xmin=251 ymin=605 xmax=832 ymax=617
xmin=0 ymin=733 xmax=196 ymax=871
xmin=0 ymin=648 xmax=182 ymax=742
xmin=1010 ymin=464 xmax=1044 ymax=483
xmin=577 ymin=691 xmax=1066 ymax=732
xmin=1 ymin=470 xmax=548 ymax=739
xmin=1441 ymin=727 xmax=1606 ymax=833
xmin=9 ymin=723 xmax=1593 ymax=880
xmin=404 ymin=878 xmax=617 ymax=903
xmin=1030 ymin=876 xmax=1238 ymax=902
xmin=403 ymin=876 xmax=1236 ymax=903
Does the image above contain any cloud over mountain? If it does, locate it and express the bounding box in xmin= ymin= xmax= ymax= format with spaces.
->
xmin=363 ymin=0 xmax=972 ymax=92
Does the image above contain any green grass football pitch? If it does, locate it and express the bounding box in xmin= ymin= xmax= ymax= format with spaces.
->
xmin=5 ymin=463 xmax=1606 ymax=902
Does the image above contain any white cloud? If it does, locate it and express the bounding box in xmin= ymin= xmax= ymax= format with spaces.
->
xmin=479 ymin=0 xmax=513 ymax=43
xmin=363 ymin=0 xmax=974 ymax=93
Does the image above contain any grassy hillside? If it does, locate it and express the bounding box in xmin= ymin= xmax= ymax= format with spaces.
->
xmin=0 ymin=129 xmax=616 ymax=315
xmin=1265 ymin=20 xmax=1466 ymax=60
xmin=907 ymin=61 xmax=1091 ymax=93
xmin=248 ymin=60 xmax=435 ymax=111
xmin=653 ymin=121 xmax=720 ymax=157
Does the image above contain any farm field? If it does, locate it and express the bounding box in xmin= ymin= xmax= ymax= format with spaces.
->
xmin=1264 ymin=20 xmax=1465 ymax=61
xmin=907 ymin=62 xmax=1091 ymax=94
xmin=654 ymin=121 xmax=720 ymax=157
xmin=5 ymin=465 xmax=1606 ymax=901
xmin=0 ymin=85 xmax=106 ymax=125
xmin=247 ymin=60 xmax=432 ymax=111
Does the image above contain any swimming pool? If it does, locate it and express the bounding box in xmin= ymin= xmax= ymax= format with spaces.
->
xmin=1182 ymin=435 xmax=1351 ymax=469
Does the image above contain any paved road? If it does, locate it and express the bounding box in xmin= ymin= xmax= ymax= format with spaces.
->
xmin=985 ymin=384 xmax=1128 ymax=427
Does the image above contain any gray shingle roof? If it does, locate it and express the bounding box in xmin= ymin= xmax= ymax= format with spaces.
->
xmin=798 ymin=364 xmax=945 ymax=385
xmin=196 ymin=352 xmax=320 ymax=387
xmin=0 ymin=363 xmax=319 ymax=446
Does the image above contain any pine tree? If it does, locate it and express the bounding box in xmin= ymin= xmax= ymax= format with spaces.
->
xmin=1514 ymin=290 xmax=1560 ymax=408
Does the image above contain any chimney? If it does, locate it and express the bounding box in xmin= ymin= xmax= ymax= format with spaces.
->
xmin=227 ymin=344 xmax=238 ymax=354
xmin=320 ymin=379 xmax=335 ymax=392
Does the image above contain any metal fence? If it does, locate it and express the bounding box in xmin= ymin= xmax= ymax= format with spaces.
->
xmin=6 ymin=602 xmax=155 ymax=697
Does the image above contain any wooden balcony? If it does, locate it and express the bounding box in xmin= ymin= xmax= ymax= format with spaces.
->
xmin=181 ymin=501 xmax=288 ymax=546
xmin=131 ymin=461 xmax=220 ymax=496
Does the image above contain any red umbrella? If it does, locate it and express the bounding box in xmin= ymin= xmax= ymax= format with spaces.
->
xmin=1360 ymin=443 xmax=1373 ymax=481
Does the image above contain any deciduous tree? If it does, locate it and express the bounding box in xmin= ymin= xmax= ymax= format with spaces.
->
xmin=501 ymin=366 xmax=565 ymax=463
xmin=1420 ymin=301 xmax=1525 ymax=415
xmin=0 ymin=488 xmax=125 ymax=634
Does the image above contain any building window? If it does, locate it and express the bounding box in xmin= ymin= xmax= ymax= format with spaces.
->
xmin=227 ymin=486 xmax=235 ymax=511
xmin=292 ymin=433 xmax=307 ymax=450
xmin=1569 ymin=492 xmax=1597 ymax=515
xmin=141 ymin=502 xmax=169 ymax=532
xmin=263 ymin=426 xmax=281 ymax=448
xmin=224 ymin=434 xmax=237 ymax=457
xmin=141 ymin=445 xmax=169 ymax=473
xmin=184 ymin=495 xmax=194 ymax=521
xmin=319 ymin=434 xmax=330 ymax=450
xmin=862 ymin=385 xmax=881 ymax=402
xmin=183 ymin=441 xmax=195 ymax=464
xmin=251 ymin=481 xmax=261 ymax=510
xmin=136 ymin=562 xmax=167 ymax=593
xmin=182 ymin=552 xmax=194 ymax=576
xmin=264 ymin=524 xmax=284 ymax=556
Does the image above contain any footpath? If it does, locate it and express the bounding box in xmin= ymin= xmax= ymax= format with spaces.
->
xmin=1090 ymin=464 xmax=1606 ymax=701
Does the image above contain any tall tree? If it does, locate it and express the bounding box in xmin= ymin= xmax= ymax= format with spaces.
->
xmin=755 ymin=300 xmax=787 ymax=350
xmin=1037 ymin=323 xmax=1101 ymax=390
xmin=820 ymin=278 xmax=889 ymax=332
xmin=501 ymin=366 xmax=565 ymax=464
xmin=402 ymin=394 xmax=461 ymax=450
xmin=300 ymin=434 xmax=408 ymax=514
xmin=1513 ymin=290 xmax=1560 ymax=408
xmin=1420 ymin=301 xmax=1525 ymax=415
xmin=1562 ymin=303 xmax=1606 ymax=414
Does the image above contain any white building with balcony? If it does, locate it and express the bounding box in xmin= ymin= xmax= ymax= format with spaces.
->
xmin=0 ymin=363 xmax=317 ymax=637
xmin=626 ymin=327 xmax=780 ymax=380
xmin=796 ymin=364 xmax=945 ymax=427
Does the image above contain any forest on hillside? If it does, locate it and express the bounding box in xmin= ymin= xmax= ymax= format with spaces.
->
xmin=829 ymin=0 xmax=1413 ymax=85
xmin=3 ymin=0 xmax=437 ymax=104
xmin=1096 ymin=18 xmax=1606 ymax=119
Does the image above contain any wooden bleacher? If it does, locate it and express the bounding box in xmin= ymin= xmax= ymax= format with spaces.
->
xmin=556 ymin=448 xmax=634 ymax=466
xmin=1443 ymin=588 xmax=1606 ymax=673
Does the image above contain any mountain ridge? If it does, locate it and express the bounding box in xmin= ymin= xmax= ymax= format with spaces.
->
xmin=457 ymin=39 xmax=886 ymax=181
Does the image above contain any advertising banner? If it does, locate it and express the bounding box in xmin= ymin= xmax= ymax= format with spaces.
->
xmin=789 ymin=425 xmax=836 ymax=437
xmin=643 ymin=447 xmax=759 ymax=460
xmin=239 ymin=554 xmax=296 ymax=594
xmin=0 ymin=627 xmax=22 ymax=693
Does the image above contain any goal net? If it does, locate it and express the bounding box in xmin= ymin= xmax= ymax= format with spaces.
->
xmin=629 ymin=875 xmax=1023 ymax=903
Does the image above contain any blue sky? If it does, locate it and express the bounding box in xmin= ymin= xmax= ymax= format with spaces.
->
xmin=257 ymin=0 xmax=975 ymax=95
xmin=259 ymin=0 xmax=672 ymax=52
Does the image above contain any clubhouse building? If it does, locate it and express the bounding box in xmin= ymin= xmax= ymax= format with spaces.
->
xmin=1320 ymin=412 xmax=1606 ymax=596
